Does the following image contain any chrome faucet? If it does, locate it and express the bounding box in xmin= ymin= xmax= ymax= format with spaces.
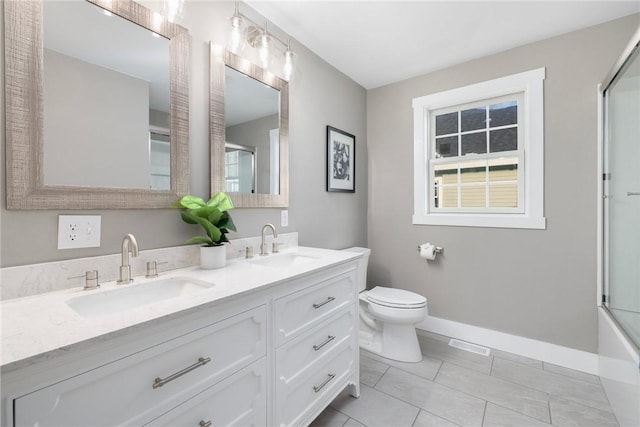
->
xmin=118 ymin=234 xmax=139 ymax=284
xmin=260 ymin=223 xmax=277 ymax=256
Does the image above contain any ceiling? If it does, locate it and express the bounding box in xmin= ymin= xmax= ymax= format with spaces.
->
xmin=247 ymin=1 xmax=640 ymax=89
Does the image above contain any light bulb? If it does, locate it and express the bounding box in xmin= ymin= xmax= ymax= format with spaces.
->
xmin=283 ymin=49 xmax=294 ymax=81
xmin=258 ymin=33 xmax=270 ymax=69
xmin=163 ymin=0 xmax=184 ymax=23
xmin=229 ymin=13 xmax=245 ymax=54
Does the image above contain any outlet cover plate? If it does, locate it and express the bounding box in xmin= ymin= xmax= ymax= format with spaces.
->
xmin=58 ymin=215 xmax=101 ymax=249
xmin=281 ymin=210 xmax=289 ymax=227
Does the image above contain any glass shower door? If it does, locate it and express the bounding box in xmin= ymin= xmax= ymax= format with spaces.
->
xmin=603 ymin=42 xmax=640 ymax=347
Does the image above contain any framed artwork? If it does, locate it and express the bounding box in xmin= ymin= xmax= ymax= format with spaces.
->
xmin=326 ymin=126 xmax=355 ymax=192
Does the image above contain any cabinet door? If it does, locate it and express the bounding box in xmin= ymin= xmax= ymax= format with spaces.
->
xmin=144 ymin=358 xmax=267 ymax=427
xmin=274 ymin=271 xmax=355 ymax=346
xmin=13 ymin=306 xmax=266 ymax=427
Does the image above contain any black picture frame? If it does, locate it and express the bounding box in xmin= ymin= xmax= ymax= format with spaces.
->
xmin=326 ymin=126 xmax=356 ymax=193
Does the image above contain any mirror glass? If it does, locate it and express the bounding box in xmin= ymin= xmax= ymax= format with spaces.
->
xmin=224 ymin=66 xmax=279 ymax=194
xmin=4 ymin=0 xmax=189 ymax=209
xmin=210 ymin=46 xmax=289 ymax=208
xmin=42 ymin=1 xmax=170 ymax=189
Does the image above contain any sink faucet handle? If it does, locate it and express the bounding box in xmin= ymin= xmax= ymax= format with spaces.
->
xmin=272 ymin=242 xmax=284 ymax=253
xmin=245 ymin=246 xmax=254 ymax=259
xmin=145 ymin=261 xmax=168 ymax=278
xmin=68 ymin=270 xmax=100 ymax=290
xmin=84 ymin=270 xmax=99 ymax=290
xmin=145 ymin=261 xmax=158 ymax=278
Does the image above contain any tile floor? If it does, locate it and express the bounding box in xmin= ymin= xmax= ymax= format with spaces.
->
xmin=310 ymin=332 xmax=619 ymax=427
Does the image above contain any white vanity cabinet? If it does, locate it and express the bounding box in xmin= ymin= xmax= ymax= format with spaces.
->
xmin=2 ymin=255 xmax=360 ymax=427
xmin=12 ymin=306 xmax=267 ymax=427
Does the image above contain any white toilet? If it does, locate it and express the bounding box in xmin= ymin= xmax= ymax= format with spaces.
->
xmin=343 ymin=247 xmax=427 ymax=363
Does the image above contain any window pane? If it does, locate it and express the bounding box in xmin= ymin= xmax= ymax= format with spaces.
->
xmin=435 ymin=136 xmax=458 ymax=158
xmin=490 ymin=101 xmax=517 ymax=127
xmin=489 ymin=127 xmax=517 ymax=152
xmin=434 ymin=163 xmax=457 ymax=185
xmin=460 ymin=185 xmax=486 ymax=208
xmin=436 ymin=185 xmax=458 ymax=208
xmin=460 ymin=160 xmax=486 ymax=184
xmin=488 ymin=183 xmax=518 ymax=208
xmin=461 ymin=132 xmax=487 ymax=155
xmin=461 ymin=107 xmax=486 ymax=132
xmin=488 ymin=157 xmax=518 ymax=182
xmin=435 ymin=112 xmax=458 ymax=136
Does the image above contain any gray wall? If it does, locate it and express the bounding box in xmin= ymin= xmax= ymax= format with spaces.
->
xmin=366 ymin=14 xmax=639 ymax=353
xmin=0 ymin=1 xmax=367 ymax=267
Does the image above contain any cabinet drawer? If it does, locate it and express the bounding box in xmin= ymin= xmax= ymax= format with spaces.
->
xmin=145 ymin=358 xmax=267 ymax=427
xmin=275 ymin=271 xmax=355 ymax=346
xmin=14 ymin=306 xmax=266 ymax=427
xmin=276 ymin=340 xmax=356 ymax=427
xmin=276 ymin=308 xmax=355 ymax=382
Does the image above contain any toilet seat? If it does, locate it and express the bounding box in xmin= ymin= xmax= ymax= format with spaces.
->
xmin=365 ymin=286 xmax=427 ymax=309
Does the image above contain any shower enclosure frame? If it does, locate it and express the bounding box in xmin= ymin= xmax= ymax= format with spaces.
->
xmin=597 ymin=26 xmax=640 ymax=351
xmin=596 ymin=25 xmax=640 ymax=427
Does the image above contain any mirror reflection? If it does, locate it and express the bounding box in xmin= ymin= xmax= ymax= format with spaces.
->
xmin=42 ymin=1 xmax=170 ymax=190
xmin=224 ymin=66 xmax=280 ymax=194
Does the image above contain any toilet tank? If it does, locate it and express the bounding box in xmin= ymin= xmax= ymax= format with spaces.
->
xmin=342 ymin=247 xmax=371 ymax=292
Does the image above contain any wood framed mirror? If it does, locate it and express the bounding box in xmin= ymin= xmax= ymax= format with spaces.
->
xmin=4 ymin=0 xmax=189 ymax=209
xmin=210 ymin=44 xmax=289 ymax=208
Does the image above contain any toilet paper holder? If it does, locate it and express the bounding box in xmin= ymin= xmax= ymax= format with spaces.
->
xmin=416 ymin=245 xmax=444 ymax=254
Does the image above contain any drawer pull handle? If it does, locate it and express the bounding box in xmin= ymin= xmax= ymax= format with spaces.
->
xmin=153 ymin=357 xmax=211 ymax=389
xmin=313 ymin=373 xmax=336 ymax=393
xmin=313 ymin=335 xmax=336 ymax=351
xmin=313 ymin=296 xmax=335 ymax=309
xmin=199 ymin=421 xmax=212 ymax=427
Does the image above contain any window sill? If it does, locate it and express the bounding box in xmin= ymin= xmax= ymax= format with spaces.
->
xmin=412 ymin=213 xmax=546 ymax=229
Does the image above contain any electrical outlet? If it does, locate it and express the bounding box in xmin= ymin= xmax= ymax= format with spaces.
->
xmin=281 ymin=210 xmax=289 ymax=227
xmin=58 ymin=215 xmax=101 ymax=249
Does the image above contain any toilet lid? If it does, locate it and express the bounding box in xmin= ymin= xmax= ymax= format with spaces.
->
xmin=366 ymin=286 xmax=427 ymax=308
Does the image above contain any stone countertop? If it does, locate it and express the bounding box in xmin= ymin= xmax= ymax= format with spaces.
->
xmin=1 ymin=247 xmax=361 ymax=372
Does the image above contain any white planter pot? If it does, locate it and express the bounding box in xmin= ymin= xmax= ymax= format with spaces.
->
xmin=200 ymin=245 xmax=226 ymax=269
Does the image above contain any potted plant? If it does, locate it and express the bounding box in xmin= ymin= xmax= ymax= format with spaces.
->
xmin=175 ymin=192 xmax=236 ymax=269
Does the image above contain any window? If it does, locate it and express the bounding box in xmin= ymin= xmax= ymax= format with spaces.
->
xmin=225 ymin=150 xmax=240 ymax=193
xmin=413 ymin=68 xmax=546 ymax=229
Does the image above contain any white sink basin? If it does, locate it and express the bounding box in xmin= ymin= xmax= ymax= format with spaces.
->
xmin=66 ymin=277 xmax=214 ymax=318
xmin=250 ymin=252 xmax=318 ymax=269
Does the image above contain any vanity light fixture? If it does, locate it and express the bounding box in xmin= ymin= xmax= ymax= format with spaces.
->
xmin=257 ymin=22 xmax=271 ymax=69
xmin=163 ymin=0 xmax=184 ymax=23
xmin=229 ymin=3 xmax=245 ymax=54
xmin=283 ymin=39 xmax=295 ymax=81
xmin=229 ymin=2 xmax=295 ymax=80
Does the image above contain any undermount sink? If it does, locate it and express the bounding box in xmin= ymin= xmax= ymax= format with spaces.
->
xmin=66 ymin=277 xmax=214 ymax=318
xmin=250 ymin=252 xmax=318 ymax=269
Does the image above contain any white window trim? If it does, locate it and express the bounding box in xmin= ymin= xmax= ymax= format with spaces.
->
xmin=413 ymin=67 xmax=546 ymax=229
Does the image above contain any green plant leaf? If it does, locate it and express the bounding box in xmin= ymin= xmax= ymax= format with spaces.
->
xmin=207 ymin=208 xmax=224 ymax=225
xmin=180 ymin=210 xmax=199 ymax=224
xmin=181 ymin=210 xmax=222 ymax=243
xmin=185 ymin=236 xmax=213 ymax=246
xmin=207 ymin=192 xmax=234 ymax=212
xmin=206 ymin=224 xmax=222 ymax=243
xmin=178 ymin=195 xmax=207 ymax=210
xmin=217 ymin=212 xmax=237 ymax=232
xmin=192 ymin=205 xmax=219 ymax=220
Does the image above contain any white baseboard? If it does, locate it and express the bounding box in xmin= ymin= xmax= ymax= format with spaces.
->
xmin=417 ymin=315 xmax=599 ymax=375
